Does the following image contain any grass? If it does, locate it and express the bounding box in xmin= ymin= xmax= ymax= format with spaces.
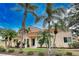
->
xmin=23 ymin=48 xmax=47 ymax=52
xmin=53 ymin=49 xmax=79 ymax=56
xmin=8 ymin=48 xmax=47 ymax=52
xmin=1 ymin=47 xmax=79 ymax=56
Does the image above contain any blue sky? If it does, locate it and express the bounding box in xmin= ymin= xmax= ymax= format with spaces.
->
xmin=0 ymin=3 xmax=71 ymax=31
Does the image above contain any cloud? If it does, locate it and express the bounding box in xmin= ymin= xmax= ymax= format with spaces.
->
xmin=0 ymin=26 xmax=5 ymax=29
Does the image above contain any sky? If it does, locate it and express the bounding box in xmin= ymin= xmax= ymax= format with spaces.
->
xmin=0 ymin=3 xmax=71 ymax=32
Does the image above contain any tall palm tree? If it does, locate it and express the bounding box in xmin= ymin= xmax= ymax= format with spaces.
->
xmin=35 ymin=4 xmax=70 ymax=55
xmin=17 ymin=3 xmax=39 ymax=48
xmin=35 ymin=3 xmax=57 ymax=55
xmin=51 ymin=8 xmax=70 ymax=48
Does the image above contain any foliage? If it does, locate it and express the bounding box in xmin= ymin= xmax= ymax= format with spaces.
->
xmin=68 ymin=4 xmax=79 ymax=36
xmin=18 ymin=50 xmax=24 ymax=53
xmin=52 ymin=51 xmax=63 ymax=56
xmin=65 ymin=52 xmax=72 ymax=56
xmin=37 ymin=31 xmax=49 ymax=47
xmin=0 ymin=29 xmax=17 ymax=47
xmin=8 ymin=49 xmax=15 ymax=53
xmin=27 ymin=51 xmax=34 ymax=55
xmin=8 ymin=30 xmax=17 ymax=41
xmin=0 ymin=47 xmax=6 ymax=52
xmin=38 ymin=52 xmax=44 ymax=56
xmin=70 ymin=42 xmax=79 ymax=48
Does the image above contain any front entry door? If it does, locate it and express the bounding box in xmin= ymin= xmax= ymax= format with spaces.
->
xmin=32 ymin=39 xmax=35 ymax=46
xmin=27 ymin=39 xmax=29 ymax=47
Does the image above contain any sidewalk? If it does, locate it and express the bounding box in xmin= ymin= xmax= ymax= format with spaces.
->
xmin=0 ymin=54 xmax=14 ymax=56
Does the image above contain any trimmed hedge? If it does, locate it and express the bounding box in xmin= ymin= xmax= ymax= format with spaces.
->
xmin=27 ymin=51 xmax=34 ymax=55
xmin=19 ymin=50 xmax=24 ymax=54
xmin=65 ymin=52 xmax=72 ymax=56
xmin=8 ymin=49 xmax=15 ymax=53
xmin=38 ymin=52 xmax=44 ymax=56
xmin=0 ymin=47 xmax=6 ymax=52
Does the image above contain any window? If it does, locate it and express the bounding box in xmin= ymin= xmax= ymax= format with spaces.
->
xmin=64 ymin=37 xmax=71 ymax=43
xmin=67 ymin=37 xmax=71 ymax=42
xmin=64 ymin=37 xmax=67 ymax=43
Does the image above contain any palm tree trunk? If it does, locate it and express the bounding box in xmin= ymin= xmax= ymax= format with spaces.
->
xmin=48 ymin=21 xmax=51 ymax=56
xmin=53 ymin=34 xmax=56 ymax=48
xmin=5 ymin=39 xmax=7 ymax=48
xmin=10 ymin=39 xmax=12 ymax=47
xmin=40 ymin=44 xmax=42 ymax=48
xmin=8 ymin=40 xmax=11 ymax=47
xmin=7 ymin=36 xmax=10 ymax=48
xmin=20 ymin=7 xmax=27 ymax=48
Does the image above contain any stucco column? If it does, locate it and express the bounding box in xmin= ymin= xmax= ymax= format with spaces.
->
xmin=29 ymin=38 xmax=32 ymax=48
xmin=35 ymin=37 xmax=38 ymax=48
xmin=24 ymin=39 xmax=27 ymax=48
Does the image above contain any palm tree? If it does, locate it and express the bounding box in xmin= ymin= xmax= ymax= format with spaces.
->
xmin=35 ymin=3 xmax=57 ymax=55
xmin=51 ymin=8 xmax=69 ymax=48
xmin=17 ymin=3 xmax=39 ymax=48
xmin=0 ymin=29 xmax=9 ymax=48
xmin=35 ymin=4 xmax=70 ymax=55
xmin=67 ymin=4 xmax=79 ymax=37
xmin=7 ymin=30 xmax=17 ymax=47
xmin=0 ymin=29 xmax=17 ymax=48
xmin=68 ymin=3 xmax=79 ymax=27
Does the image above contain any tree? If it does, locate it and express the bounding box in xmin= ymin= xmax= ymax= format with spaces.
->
xmin=35 ymin=3 xmax=57 ymax=55
xmin=67 ymin=3 xmax=79 ymax=36
xmin=37 ymin=31 xmax=49 ymax=48
xmin=0 ymin=29 xmax=17 ymax=48
xmin=51 ymin=7 xmax=70 ymax=48
xmin=16 ymin=3 xmax=39 ymax=48
xmin=7 ymin=30 xmax=17 ymax=47
xmin=0 ymin=29 xmax=9 ymax=48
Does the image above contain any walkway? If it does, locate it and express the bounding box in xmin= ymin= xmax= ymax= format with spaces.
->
xmin=0 ymin=54 xmax=14 ymax=56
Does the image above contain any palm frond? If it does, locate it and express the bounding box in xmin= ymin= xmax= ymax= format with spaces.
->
xmin=18 ymin=3 xmax=25 ymax=7
xmin=43 ymin=18 xmax=48 ymax=27
xmin=29 ymin=5 xmax=38 ymax=11
xmin=46 ymin=3 xmax=53 ymax=15
xmin=58 ymin=20 xmax=68 ymax=31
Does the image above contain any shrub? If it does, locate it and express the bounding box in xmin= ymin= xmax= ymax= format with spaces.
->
xmin=19 ymin=50 xmax=24 ymax=54
xmin=0 ymin=47 xmax=6 ymax=52
xmin=66 ymin=52 xmax=72 ymax=56
xmin=27 ymin=51 xmax=34 ymax=55
xmin=54 ymin=52 xmax=63 ymax=56
xmin=70 ymin=42 xmax=79 ymax=48
xmin=38 ymin=52 xmax=44 ymax=56
xmin=52 ymin=51 xmax=63 ymax=56
xmin=54 ymin=53 xmax=62 ymax=56
xmin=8 ymin=49 xmax=15 ymax=53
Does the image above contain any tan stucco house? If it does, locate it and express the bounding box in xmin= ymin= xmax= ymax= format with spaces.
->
xmin=16 ymin=26 xmax=73 ymax=48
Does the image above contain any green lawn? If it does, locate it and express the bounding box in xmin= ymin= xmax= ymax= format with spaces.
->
xmin=8 ymin=48 xmax=47 ymax=52
xmin=2 ymin=47 xmax=79 ymax=56
xmin=8 ymin=48 xmax=79 ymax=55
xmin=23 ymin=48 xmax=47 ymax=52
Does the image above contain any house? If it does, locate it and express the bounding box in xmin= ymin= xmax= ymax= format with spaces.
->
xmin=17 ymin=26 xmax=73 ymax=48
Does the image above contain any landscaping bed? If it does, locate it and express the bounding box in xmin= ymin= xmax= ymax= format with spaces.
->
xmin=0 ymin=48 xmax=79 ymax=56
